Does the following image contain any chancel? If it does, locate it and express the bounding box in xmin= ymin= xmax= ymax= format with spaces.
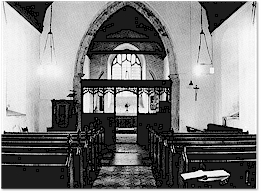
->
xmin=1 ymin=1 xmax=257 ymax=189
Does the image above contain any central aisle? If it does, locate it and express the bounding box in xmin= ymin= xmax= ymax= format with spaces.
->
xmin=92 ymin=134 xmax=157 ymax=189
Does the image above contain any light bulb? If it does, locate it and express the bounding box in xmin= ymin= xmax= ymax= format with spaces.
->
xmin=194 ymin=65 xmax=202 ymax=76
xmin=210 ymin=67 xmax=214 ymax=74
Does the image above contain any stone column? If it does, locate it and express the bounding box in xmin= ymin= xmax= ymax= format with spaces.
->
xmin=169 ymin=74 xmax=180 ymax=132
xmin=73 ymin=75 xmax=82 ymax=132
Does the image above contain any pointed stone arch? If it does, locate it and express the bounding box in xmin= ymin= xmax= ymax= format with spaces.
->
xmin=74 ymin=1 xmax=180 ymax=132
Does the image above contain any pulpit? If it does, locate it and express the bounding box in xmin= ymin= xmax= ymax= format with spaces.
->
xmin=48 ymin=99 xmax=77 ymax=131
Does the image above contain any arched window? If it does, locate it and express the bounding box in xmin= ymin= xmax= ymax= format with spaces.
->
xmin=111 ymin=54 xmax=142 ymax=80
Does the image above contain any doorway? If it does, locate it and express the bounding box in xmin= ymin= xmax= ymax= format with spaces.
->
xmin=115 ymin=90 xmax=137 ymax=144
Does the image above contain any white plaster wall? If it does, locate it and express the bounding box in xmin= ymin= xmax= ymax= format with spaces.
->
xmin=39 ymin=1 xmax=106 ymax=131
xmin=212 ymin=2 xmax=257 ymax=134
xmin=2 ymin=2 xmax=40 ymax=133
xmin=39 ymin=1 xmax=214 ymax=132
xmin=149 ymin=1 xmax=213 ymax=131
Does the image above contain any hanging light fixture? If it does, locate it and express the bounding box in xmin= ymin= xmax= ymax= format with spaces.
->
xmin=209 ymin=34 xmax=215 ymax=74
xmin=188 ymin=1 xmax=194 ymax=88
xmin=209 ymin=66 xmax=215 ymax=74
xmin=38 ymin=4 xmax=60 ymax=78
xmin=44 ymin=4 xmax=56 ymax=65
xmin=197 ymin=6 xmax=212 ymax=66
xmin=209 ymin=35 xmax=215 ymax=74
xmin=251 ymin=1 xmax=257 ymax=24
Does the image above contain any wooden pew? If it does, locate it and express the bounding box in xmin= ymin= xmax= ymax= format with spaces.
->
xmin=81 ymin=126 xmax=105 ymax=186
xmin=148 ymin=128 xmax=255 ymax=169
xmin=186 ymin=125 xmax=249 ymax=134
xmin=147 ymin=127 xmax=256 ymax=188
xmin=2 ymin=134 xmax=74 ymax=188
xmin=206 ymin=124 xmax=246 ymax=133
xmin=169 ymin=140 xmax=255 ymax=188
xmin=179 ymin=145 xmax=256 ymax=188
xmin=2 ymin=126 xmax=105 ymax=188
xmin=148 ymin=129 xmax=254 ymax=160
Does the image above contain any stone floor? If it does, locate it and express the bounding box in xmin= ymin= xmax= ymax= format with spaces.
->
xmin=92 ymin=134 xmax=157 ymax=189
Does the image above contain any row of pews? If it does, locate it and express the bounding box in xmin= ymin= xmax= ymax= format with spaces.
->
xmin=2 ymin=124 xmax=106 ymax=189
xmin=148 ymin=126 xmax=256 ymax=189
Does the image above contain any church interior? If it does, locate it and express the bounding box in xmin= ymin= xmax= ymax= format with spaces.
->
xmin=1 ymin=1 xmax=257 ymax=189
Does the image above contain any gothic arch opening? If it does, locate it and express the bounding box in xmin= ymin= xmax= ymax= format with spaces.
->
xmin=107 ymin=43 xmax=146 ymax=80
xmin=74 ymin=1 xmax=180 ymax=132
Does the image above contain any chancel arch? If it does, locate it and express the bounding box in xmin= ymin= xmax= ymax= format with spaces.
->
xmin=74 ymin=1 xmax=180 ymax=132
xmin=149 ymin=70 xmax=157 ymax=80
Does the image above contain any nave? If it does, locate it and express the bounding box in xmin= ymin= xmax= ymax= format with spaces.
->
xmin=92 ymin=134 xmax=156 ymax=188
xmin=2 ymin=1 xmax=257 ymax=189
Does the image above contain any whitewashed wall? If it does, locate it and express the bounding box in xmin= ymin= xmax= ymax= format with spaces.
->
xmin=212 ymin=2 xmax=257 ymax=134
xmin=150 ymin=1 xmax=214 ymax=131
xmin=2 ymin=2 xmax=40 ymax=133
xmin=38 ymin=1 xmax=106 ymax=131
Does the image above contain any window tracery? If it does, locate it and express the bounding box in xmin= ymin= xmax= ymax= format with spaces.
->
xmin=111 ymin=53 xmax=142 ymax=80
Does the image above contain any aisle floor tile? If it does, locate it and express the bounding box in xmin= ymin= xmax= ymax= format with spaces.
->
xmin=93 ymin=134 xmax=156 ymax=189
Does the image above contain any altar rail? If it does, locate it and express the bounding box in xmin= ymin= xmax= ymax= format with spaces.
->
xmin=148 ymin=126 xmax=256 ymax=188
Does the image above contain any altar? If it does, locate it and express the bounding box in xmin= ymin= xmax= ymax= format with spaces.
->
xmin=115 ymin=113 xmax=137 ymax=128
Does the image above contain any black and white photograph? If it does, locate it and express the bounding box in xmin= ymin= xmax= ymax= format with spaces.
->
xmin=1 ymin=0 xmax=257 ymax=189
